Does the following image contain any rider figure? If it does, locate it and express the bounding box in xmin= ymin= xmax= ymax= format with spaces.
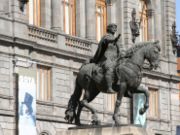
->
xmin=90 ymin=23 xmax=121 ymax=93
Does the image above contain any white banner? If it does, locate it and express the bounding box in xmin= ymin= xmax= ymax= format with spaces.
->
xmin=18 ymin=68 xmax=36 ymax=135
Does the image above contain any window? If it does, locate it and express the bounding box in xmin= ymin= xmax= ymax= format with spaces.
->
xmin=28 ymin=0 xmax=41 ymax=26
xmin=96 ymin=0 xmax=107 ymax=41
xmin=139 ymin=0 xmax=148 ymax=41
xmin=36 ymin=65 xmax=52 ymax=101
xmin=63 ymin=0 xmax=76 ymax=35
xmin=105 ymin=94 xmax=116 ymax=112
xmin=148 ymin=88 xmax=159 ymax=118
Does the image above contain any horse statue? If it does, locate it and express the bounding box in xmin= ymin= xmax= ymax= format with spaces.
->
xmin=65 ymin=41 xmax=160 ymax=126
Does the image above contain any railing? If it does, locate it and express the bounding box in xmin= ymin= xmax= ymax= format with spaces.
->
xmin=28 ymin=25 xmax=58 ymax=43
xmin=65 ymin=35 xmax=92 ymax=52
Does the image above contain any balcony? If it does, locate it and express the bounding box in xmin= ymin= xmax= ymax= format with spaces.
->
xmin=27 ymin=25 xmax=92 ymax=57
xmin=65 ymin=35 xmax=91 ymax=51
xmin=28 ymin=25 xmax=58 ymax=43
xmin=65 ymin=34 xmax=92 ymax=55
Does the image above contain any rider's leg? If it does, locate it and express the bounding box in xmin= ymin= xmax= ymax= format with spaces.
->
xmin=105 ymin=68 xmax=114 ymax=93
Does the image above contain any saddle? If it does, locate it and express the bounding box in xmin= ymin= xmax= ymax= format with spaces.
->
xmin=80 ymin=63 xmax=104 ymax=84
xmin=80 ymin=63 xmax=132 ymax=97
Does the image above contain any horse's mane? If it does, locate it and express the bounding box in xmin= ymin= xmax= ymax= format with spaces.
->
xmin=124 ymin=41 xmax=159 ymax=58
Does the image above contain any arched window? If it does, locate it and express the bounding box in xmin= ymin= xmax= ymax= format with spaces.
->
xmin=63 ymin=0 xmax=76 ymax=35
xmin=27 ymin=0 xmax=41 ymax=27
xmin=96 ymin=0 xmax=107 ymax=41
xmin=139 ymin=0 xmax=148 ymax=41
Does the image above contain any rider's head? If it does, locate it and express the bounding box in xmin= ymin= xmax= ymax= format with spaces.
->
xmin=107 ymin=23 xmax=117 ymax=34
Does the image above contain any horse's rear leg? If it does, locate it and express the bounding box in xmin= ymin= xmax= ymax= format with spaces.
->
xmin=78 ymin=86 xmax=100 ymax=125
xmin=75 ymin=102 xmax=83 ymax=125
xmin=113 ymin=82 xmax=127 ymax=125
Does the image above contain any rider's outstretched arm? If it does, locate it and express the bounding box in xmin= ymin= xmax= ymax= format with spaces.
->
xmin=105 ymin=34 xmax=121 ymax=44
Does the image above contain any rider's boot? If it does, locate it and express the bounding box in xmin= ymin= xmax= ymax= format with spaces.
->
xmin=105 ymin=70 xmax=114 ymax=93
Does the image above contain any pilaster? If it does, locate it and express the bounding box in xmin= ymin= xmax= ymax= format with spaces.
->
xmin=85 ymin=0 xmax=96 ymax=40
xmin=51 ymin=0 xmax=62 ymax=31
xmin=41 ymin=0 xmax=51 ymax=29
xmin=76 ymin=0 xmax=86 ymax=38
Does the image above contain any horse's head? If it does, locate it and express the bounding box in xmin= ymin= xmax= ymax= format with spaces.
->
xmin=145 ymin=41 xmax=161 ymax=70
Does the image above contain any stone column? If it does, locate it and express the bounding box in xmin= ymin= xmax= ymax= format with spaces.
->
xmin=85 ymin=0 xmax=96 ymax=40
xmin=107 ymin=4 xmax=116 ymax=25
xmin=41 ymin=0 xmax=51 ymax=29
xmin=51 ymin=0 xmax=61 ymax=31
xmin=76 ymin=0 xmax=86 ymax=38
xmin=147 ymin=9 xmax=154 ymax=41
xmin=123 ymin=0 xmax=134 ymax=47
xmin=165 ymin=0 xmax=176 ymax=58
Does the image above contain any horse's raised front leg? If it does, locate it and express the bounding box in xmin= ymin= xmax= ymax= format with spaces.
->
xmin=135 ymin=85 xmax=150 ymax=115
xmin=113 ymin=82 xmax=127 ymax=126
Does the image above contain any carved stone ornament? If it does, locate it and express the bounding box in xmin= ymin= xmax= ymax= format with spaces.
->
xmin=129 ymin=8 xmax=140 ymax=43
xmin=146 ymin=9 xmax=154 ymax=18
xmin=170 ymin=21 xmax=178 ymax=55
xmin=105 ymin=0 xmax=112 ymax=5
xmin=19 ymin=0 xmax=29 ymax=12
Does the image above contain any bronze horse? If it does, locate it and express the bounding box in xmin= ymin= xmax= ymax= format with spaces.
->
xmin=65 ymin=41 xmax=160 ymax=125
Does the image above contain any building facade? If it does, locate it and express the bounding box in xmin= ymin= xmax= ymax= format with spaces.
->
xmin=0 ymin=0 xmax=179 ymax=135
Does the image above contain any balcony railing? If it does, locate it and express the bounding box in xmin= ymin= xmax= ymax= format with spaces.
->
xmin=65 ymin=35 xmax=92 ymax=52
xmin=28 ymin=25 xmax=58 ymax=43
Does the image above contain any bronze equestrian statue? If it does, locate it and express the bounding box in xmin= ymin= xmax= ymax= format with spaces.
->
xmin=65 ymin=24 xmax=160 ymax=126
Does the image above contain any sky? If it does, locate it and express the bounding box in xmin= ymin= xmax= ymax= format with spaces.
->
xmin=177 ymin=0 xmax=180 ymax=33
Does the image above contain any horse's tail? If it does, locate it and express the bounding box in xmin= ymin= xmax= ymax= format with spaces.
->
xmin=64 ymin=76 xmax=83 ymax=124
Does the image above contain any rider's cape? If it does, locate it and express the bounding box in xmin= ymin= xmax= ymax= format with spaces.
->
xmin=91 ymin=34 xmax=114 ymax=64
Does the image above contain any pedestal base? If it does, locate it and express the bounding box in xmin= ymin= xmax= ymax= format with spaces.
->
xmin=58 ymin=125 xmax=153 ymax=135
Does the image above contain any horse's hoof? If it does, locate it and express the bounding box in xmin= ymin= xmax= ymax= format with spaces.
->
xmin=91 ymin=120 xmax=101 ymax=125
xmin=115 ymin=121 xmax=121 ymax=126
xmin=75 ymin=122 xmax=81 ymax=126
xmin=75 ymin=119 xmax=81 ymax=126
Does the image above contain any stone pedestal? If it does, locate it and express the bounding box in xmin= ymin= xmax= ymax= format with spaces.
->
xmin=58 ymin=125 xmax=153 ymax=135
